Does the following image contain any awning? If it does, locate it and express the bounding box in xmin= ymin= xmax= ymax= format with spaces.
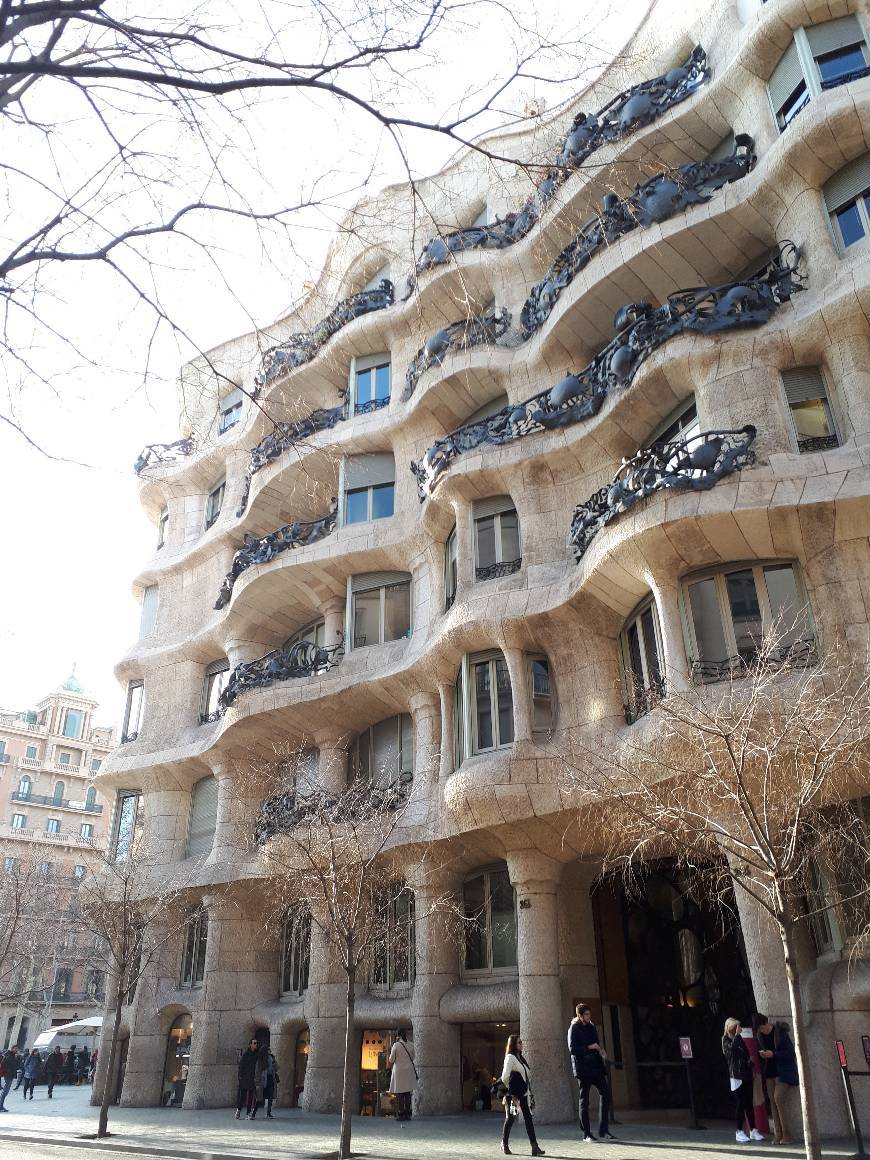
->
xmin=32 ymin=1015 xmax=103 ymax=1050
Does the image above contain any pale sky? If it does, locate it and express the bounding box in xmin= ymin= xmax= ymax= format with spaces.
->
xmin=0 ymin=0 xmax=644 ymax=728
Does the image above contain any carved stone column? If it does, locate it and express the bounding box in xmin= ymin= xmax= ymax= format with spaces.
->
xmin=209 ymin=759 xmax=260 ymax=864
xmin=502 ymin=647 xmax=532 ymax=742
xmin=409 ymin=691 xmax=440 ymax=805
xmin=313 ymin=727 xmax=350 ymax=795
xmin=438 ymin=683 xmax=455 ymax=782
xmin=225 ymin=638 xmax=268 ymax=669
xmin=323 ymin=596 xmax=346 ymax=652
xmin=506 ymin=849 xmax=574 ymax=1122
xmin=454 ymin=498 xmax=474 ymax=590
xmin=116 ymin=918 xmax=173 ymax=1108
xmin=650 ymin=579 xmax=691 ymax=692
xmin=408 ymin=864 xmax=462 ymax=1114
xmin=301 ymin=914 xmax=348 ymax=1113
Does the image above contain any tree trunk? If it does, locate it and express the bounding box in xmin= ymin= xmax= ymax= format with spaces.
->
xmin=776 ymin=899 xmax=820 ymax=1160
xmin=338 ymin=959 xmax=356 ymax=1160
xmin=97 ymin=984 xmax=124 ymax=1137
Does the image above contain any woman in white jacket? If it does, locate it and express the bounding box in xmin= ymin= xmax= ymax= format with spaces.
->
xmin=499 ymin=1034 xmax=545 ymax=1156
xmin=388 ymin=1029 xmax=416 ymax=1121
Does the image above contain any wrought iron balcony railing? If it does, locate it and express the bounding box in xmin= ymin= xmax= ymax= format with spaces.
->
xmin=569 ymin=427 xmax=757 ymax=561
xmin=133 ymin=438 xmax=195 ymax=475
xmin=623 ymin=680 xmax=665 ymax=725
xmin=255 ymin=776 xmax=412 ymax=845
xmin=520 ymin=135 xmax=756 ymax=337
xmin=411 ymin=243 xmax=803 ymax=500
xmin=215 ymin=499 xmax=338 ymax=609
xmin=219 ymin=636 xmax=345 ymax=709
xmin=404 ymin=308 xmax=513 ymax=400
xmin=255 ymin=279 xmax=394 ymax=388
xmin=475 ymin=558 xmax=522 ymax=582
xmin=797 ymin=433 xmax=839 ymax=454
xmin=691 ymin=637 xmax=818 ymax=684
xmin=10 ymin=791 xmax=103 ymax=813
xmin=413 ymin=46 xmax=710 ymax=276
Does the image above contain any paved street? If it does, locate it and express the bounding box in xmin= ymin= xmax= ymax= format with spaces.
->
xmin=0 ymin=1086 xmax=858 ymax=1160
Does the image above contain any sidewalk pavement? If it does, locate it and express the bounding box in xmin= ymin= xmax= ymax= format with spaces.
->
xmin=0 ymin=1084 xmax=858 ymax=1160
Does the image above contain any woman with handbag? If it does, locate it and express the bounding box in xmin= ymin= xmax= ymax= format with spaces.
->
xmin=499 ymin=1034 xmax=545 ymax=1157
xmin=388 ymin=1029 xmax=416 ymax=1121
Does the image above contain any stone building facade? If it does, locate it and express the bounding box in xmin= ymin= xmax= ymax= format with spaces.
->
xmin=96 ymin=0 xmax=869 ymax=1132
xmin=0 ymin=674 xmax=115 ymax=1046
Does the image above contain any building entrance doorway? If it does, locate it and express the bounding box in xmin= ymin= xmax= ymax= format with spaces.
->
xmin=293 ymin=1028 xmax=309 ymax=1106
xmin=161 ymin=1014 xmax=192 ymax=1106
xmin=460 ymin=1022 xmax=519 ymax=1111
xmin=359 ymin=1028 xmax=411 ymax=1116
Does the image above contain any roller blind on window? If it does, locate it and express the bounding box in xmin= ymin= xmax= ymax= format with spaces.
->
xmin=187 ymin=776 xmax=218 ymax=858
xmin=354 ymin=351 xmax=390 ymax=373
xmin=472 ymin=495 xmax=516 ymax=520
xmin=782 ymin=367 xmax=826 ymax=404
xmin=823 ymin=152 xmax=870 ymax=212
xmin=220 ymin=387 xmax=243 ymax=413
xmin=344 ymin=453 xmax=395 ymax=489
xmin=806 ymin=15 xmax=865 ymax=57
xmin=351 ymin=570 xmax=410 ymax=593
xmin=768 ymin=40 xmax=805 ymax=110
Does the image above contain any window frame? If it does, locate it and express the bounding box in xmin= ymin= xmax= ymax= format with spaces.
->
xmin=830 ymin=189 xmax=870 ymax=252
xmin=80 ymin=822 xmax=95 ymax=840
xmin=351 ymin=714 xmax=413 ymax=789
xmin=461 ymin=864 xmax=518 ymax=978
xmin=11 ymin=813 xmax=27 ymax=830
xmin=16 ymin=775 xmax=31 ymax=798
xmin=284 ymin=620 xmax=326 ymax=651
xmin=122 ymin=680 xmax=144 ymax=742
xmin=347 ymin=575 xmax=412 ymax=650
xmin=445 ymin=526 xmax=458 ymax=609
xmin=46 ymin=817 xmax=61 ymax=834
xmin=472 ymin=499 xmax=521 ymax=581
xmin=204 ymin=480 xmax=225 ymax=531
xmin=456 ymin=649 xmax=515 ymax=762
xmin=618 ymin=596 xmax=666 ymax=723
xmin=180 ymin=909 xmax=208 ymax=988
xmin=157 ymin=507 xmax=169 ymax=550
xmin=112 ymin=790 xmax=143 ymax=861
xmin=782 ymin=367 xmax=840 ymax=454
xmin=370 ymin=884 xmax=416 ymax=991
xmin=528 ymin=654 xmax=557 ymax=735
xmin=350 ymin=353 xmax=391 ymax=415
xmin=769 ymin=21 xmax=870 ymax=132
xmin=62 ymin=708 xmax=83 ymax=739
xmin=218 ymin=397 xmax=243 ymax=434
xmin=343 ymin=481 xmax=395 ymax=525
xmin=200 ymin=661 xmax=229 ymax=724
xmin=280 ymin=906 xmax=311 ymax=996
xmin=679 ymin=561 xmax=815 ymax=682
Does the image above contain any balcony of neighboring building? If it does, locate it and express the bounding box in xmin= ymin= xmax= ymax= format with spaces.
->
xmin=9 ymin=790 xmax=104 ymax=814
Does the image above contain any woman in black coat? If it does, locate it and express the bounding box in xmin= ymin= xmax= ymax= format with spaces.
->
xmin=235 ymin=1038 xmax=262 ymax=1120
xmin=497 ymin=1034 xmax=544 ymax=1157
xmin=722 ymin=1018 xmax=761 ymax=1143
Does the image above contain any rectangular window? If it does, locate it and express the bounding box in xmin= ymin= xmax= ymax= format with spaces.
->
xmin=530 ymin=657 xmax=555 ymax=733
xmin=25 ymin=745 xmax=37 ymax=760
xmin=219 ymin=395 xmax=243 ymax=433
xmin=816 ymin=43 xmax=867 ymax=85
xmin=620 ymin=601 xmax=664 ymax=722
xmin=181 ymin=911 xmax=208 ymax=986
xmin=350 ymin=575 xmax=411 ymax=648
xmin=46 ymin=818 xmax=61 ymax=834
xmin=11 ymin=814 xmax=26 ymax=830
xmin=122 ymin=680 xmax=144 ymax=742
xmin=353 ymin=715 xmax=413 ymax=788
xmin=113 ymin=791 xmax=143 ymax=860
xmin=74 ymin=865 xmax=86 ymax=880
xmin=201 ymin=662 xmax=229 ymax=723
xmin=80 ymin=823 xmax=94 ymax=839
xmin=4 ymin=857 xmax=17 ymax=872
xmin=58 ymin=751 xmax=71 ymax=766
xmin=157 ymin=507 xmax=169 ymax=550
xmin=62 ymin=709 xmax=83 ymax=739
xmin=40 ymin=862 xmax=53 ymax=878
xmin=90 ymin=758 xmax=102 ymax=773
xmin=782 ymin=367 xmax=838 ymax=453
xmin=445 ymin=527 xmax=458 ymax=609
xmin=354 ymin=358 xmax=391 ymax=413
xmin=204 ymin=481 xmax=225 ymax=530
xmin=470 ymin=653 xmax=514 ymax=754
xmin=344 ymin=482 xmax=394 ymax=524
xmin=473 ymin=498 xmax=521 ymax=580
xmin=140 ymin=584 xmax=159 ymax=638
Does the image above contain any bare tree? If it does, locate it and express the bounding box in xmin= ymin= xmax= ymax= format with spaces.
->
xmin=556 ymin=632 xmax=870 ymax=1160
xmin=246 ymin=746 xmax=456 ymax=1160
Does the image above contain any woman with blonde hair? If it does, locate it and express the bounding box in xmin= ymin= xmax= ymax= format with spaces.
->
xmin=498 ymin=1034 xmax=544 ymax=1156
xmin=722 ymin=1017 xmax=765 ymax=1143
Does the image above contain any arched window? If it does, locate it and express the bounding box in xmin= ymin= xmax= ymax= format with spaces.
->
xmin=53 ymin=781 xmax=65 ymax=804
xmin=619 ymin=596 xmax=665 ymax=723
xmin=53 ymin=967 xmax=73 ymax=998
xmin=371 ymin=884 xmax=415 ymax=989
xmin=186 ymin=776 xmax=218 ymax=858
xmin=454 ymin=650 xmax=514 ymax=763
xmin=351 ymin=715 xmax=413 ymax=789
xmin=280 ymin=907 xmax=311 ymax=996
xmin=17 ymin=775 xmax=31 ymax=798
xmin=85 ymin=786 xmax=96 ymax=810
xmin=180 ymin=909 xmax=208 ymax=986
xmin=463 ymin=865 xmax=517 ymax=974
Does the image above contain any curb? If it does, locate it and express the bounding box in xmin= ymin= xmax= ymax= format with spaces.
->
xmin=0 ymin=1132 xmax=320 ymax=1160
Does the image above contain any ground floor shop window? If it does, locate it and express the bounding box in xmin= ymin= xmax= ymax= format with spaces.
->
xmin=162 ymin=1014 xmax=192 ymax=1106
xmin=461 ymin=1022 xmax=519 ymax=1111
xmin=359 ymin=1028 xmax=411 ymax=1116
xmin=293 ymin=1028 xmax=309 ymax=1106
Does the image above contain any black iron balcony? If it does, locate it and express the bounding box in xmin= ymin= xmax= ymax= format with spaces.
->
xmin=404 ymin=308 xmax=513 ymax=400
xmin=133 ymin=437 xmax=195 ymax=474
xmin=255 ymin=775 xmax=412 ymax=845
xmin=797 ymin=433 xmax=839 ymax=454
xmin=215 ymin=499 xmax=338 ymax=609
xmin=475 ymin=558 xmax=522 ymax=582
xmin=199 ymin=709 xmax=224 ymax=725
xmin=220 ymin=636 xmax=345 ymax=709
xmin=569 ymin=427 xmax=757 ymax=561
xmin=10 ymin=791 xmax=103 ymax=813
xmin=120 ymin=731 xmax=139 ymax=744
xmin=256 ymin=279 xmax=394 ymax=388
xmin=413 ymin=46 xmax=710 ymax=275
xmin=411 ymin=243 xmax=803 ymax=500
xmin=520 ymin=136 xmax=756 ymax=337
xmin=691 ymin=637 xmax=818 ymax=684
xmin=623 ymin=681 xmax=665 ymax=725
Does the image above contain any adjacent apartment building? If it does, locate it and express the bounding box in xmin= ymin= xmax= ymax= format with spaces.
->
xmin=0 ymin=673 xmax=115 ymax=1047
xmin=95 ymin=0 xmax=869 ymax=1133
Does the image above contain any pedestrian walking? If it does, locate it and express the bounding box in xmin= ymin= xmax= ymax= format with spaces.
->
xmin=13 ymin=1050 xmax=27 ymax=1091
xmin=63 ymin=1046 xmax=76 ymax=1085
xmin=772 ymin=1022 xmax=800 ymax=1145
xmin=388 ymin=1029 xmax=416 ymax=1121
xmin=21 ymin=1049 xmax=41 ymax=1099
xmin=234 ymin=1037 xmax=262 ymax=1120
xmin=77 ymin=1045 xmax=91 ymax=1085
xmin=45 ymin=1046 xmax=63 ymax=1098
xmin=0 ymin=1045 xmax=20 ymax=1111
xmin=723 ymin=1017 xmax=765 ymax=1143
xmin=89 ymin=1049 xmax=99 ymax=1084
xmin=262 ymin=1050 xmax=279 ymax=1119
xmin=568 ymin=1003 xmax=614 ymax=1142
xmin=498 ymin=1034 xmax=545 ymax=1157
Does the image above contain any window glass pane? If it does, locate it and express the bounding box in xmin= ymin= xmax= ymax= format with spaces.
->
xmin=63 ymin=710 xmax=82 ymax=738
xmin=345 ymin=488 xmax=369 ymax=524
xmin=181 ymin=922 xmax=195 ymax=984
xmin=115 ymin=793 xmax=142 ymax=860
xmin=640 ymin=607 xmax=662 ymax=688
xmin=374 ymin=364 xmax=391 ymax=400
xmin=356 ymin=368 xmax=372 ymax=405
xmin=779 ymin=82 xmax=809 ymax=127
xmin=725 ymin=569 xmax=763 ymax=661
xmin=371 ymin=483 xmax=394 ymax=520
xmin=383 ymin=582 xmax=410 ymax=642
xmin=688 ymin=578 xmax=729 ymax=663
xmin=790 ymin=398 xmax=834 ymax=441
xmin=495 ymin=657 xmax=514 ymax=745
xmin=446 ymin=530 xmax=458 ymax=604
xmin=763 ymin=565 xmax=810 ymax=647
xmin=490 ymin=868 xmax=518 ymax=969
xmin=353 ymin=589 xmax=380 ymax=648
xmin=25 ymin=746 xmax=36 ymax=759
xmin=531 ymin=659 xmax=552 ymax=732
xmin=473 ymin=661 xmax=493 ymax=751
xmin=626 ymin=621 xmax=644 ymax=687
xmin=835 ymin=201 xmax=865 ymax=248
xmin=371 ymin=718 xmax=399 ymax=786
xmin=126 ymin=683 xmax=143 ymax=734
xmin=499 ymin=511 xmax=520 ymax=562
xmin=463 ymin=874 xmax=487 ymax=970
xmin=475 ymin=516 xmax=496 ymax=570
xmin=194 ymin=916 xmax=208 ymax=983
xmin=816 ymin=44 xmax=866 ymax=84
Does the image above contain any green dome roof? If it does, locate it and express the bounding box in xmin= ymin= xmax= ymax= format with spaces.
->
xmin=62 ymin=666 xmax=83 ymax=694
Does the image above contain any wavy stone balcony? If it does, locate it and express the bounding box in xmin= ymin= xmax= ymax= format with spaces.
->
xmin=134 ymin=437 xmax=195 ymax=475
xmin=219 ymin=636 xmax=345 ymax=709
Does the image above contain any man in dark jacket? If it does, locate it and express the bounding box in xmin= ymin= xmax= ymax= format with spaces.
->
xmin=0 ymin=1045 xmax=20 ymax=1111
xmin=568 ymin=1004 xmax=613 ymax=1142
xmin=45 ymin=1046 xmax=64 ymax=1098
xmin=63 ymin=1046 xmax=76 ymax=1085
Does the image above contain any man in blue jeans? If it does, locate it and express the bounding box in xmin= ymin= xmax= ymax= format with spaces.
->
xmin=0 ymin=1045 xmax=21 ymax=1112
xmin=568 ymin=1005 xmax=615 ymax=1142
